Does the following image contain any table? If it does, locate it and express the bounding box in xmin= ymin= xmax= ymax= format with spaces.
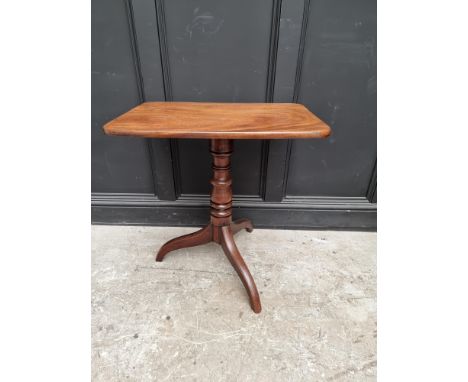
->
xmin=104 ymin=102 xmax=331 ymax=313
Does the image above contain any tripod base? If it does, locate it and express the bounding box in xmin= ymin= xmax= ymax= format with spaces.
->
xmin=156 ymin=219 xmax=261 ymax=313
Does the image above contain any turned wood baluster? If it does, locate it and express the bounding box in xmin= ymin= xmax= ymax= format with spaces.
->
xmin=155 ymin=139 xmax=261 ymax=313
xmin=209 ymin=139 xmax=261 ymax=313
xmin=210 ymin=139 xmax=233 ymax=243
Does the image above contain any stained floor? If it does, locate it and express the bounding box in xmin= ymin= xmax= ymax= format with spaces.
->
xmin=92 ymin=225 xmax=376 ymax=381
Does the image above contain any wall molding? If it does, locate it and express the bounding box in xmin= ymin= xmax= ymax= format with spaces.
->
xmin=292 ymin=0 xmax=311 ymax=103
xmin=154 ymin=0 xmax=172 ymax=101
xmin=261 ymin=0 xmax=283 ymax=201
xmin=124 ymin=0 xmax=145 ymax=103
xmin=265 ymin=0 xmax=283 ymax=102
xmin=92 ymin=192 xmax=376 ymax=230
xmin=152 ymin=0 xmax=181 ymax=200
xmin=92 ymin=192 xmax=375 ymax=209
xmin=259 ymin=140 xmax=269 ymax=199
xmin=263 ymin=0 xmax=311 ymax=203
xmin=125 ymin=0 xmax=159 ymax=196
xmin=366 ymin=160 xmax=377 ymax=203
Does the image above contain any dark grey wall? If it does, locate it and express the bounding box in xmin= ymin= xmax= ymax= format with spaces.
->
xmin=91 ymin=0 xmax=377 ymax=230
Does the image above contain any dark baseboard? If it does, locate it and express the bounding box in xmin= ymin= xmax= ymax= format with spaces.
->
xmin=91 ymin=193 xmax=377 ymax=231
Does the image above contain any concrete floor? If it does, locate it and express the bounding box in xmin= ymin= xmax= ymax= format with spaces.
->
xmin=92 ymin=225 xmax=376 ymax=382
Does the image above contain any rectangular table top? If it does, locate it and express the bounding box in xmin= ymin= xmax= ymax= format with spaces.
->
xmin=103 ymin=102 xmax=330 ymax=139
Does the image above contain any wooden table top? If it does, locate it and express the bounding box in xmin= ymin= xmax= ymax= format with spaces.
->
xmin=103 ymin=102 xmax=330 ymax=139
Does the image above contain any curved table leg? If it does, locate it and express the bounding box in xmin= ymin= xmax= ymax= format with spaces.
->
xmin=156 ymin=225 xmax=212 ymax=262
xmin=231 ymin=218 xmax=254 ymax=235
xmin=220 ymin=225 xmax=261 ymax=313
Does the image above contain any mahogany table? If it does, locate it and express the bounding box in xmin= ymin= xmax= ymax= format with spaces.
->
xmin=104 ymin=102 xmax=331 ymax=313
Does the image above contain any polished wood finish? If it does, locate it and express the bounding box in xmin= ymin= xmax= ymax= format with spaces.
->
xmin=156 ymin=139 xmax=261 ymax=313
xmin=155 ymin=225 xmax=212 ymax=262
xmin=155 ymin=220 xmax=260 ymax=313
xmin=209 ymin=139 xmax=233 ymax=227
xmin=104 ymin=102 xmax=331 ymax=139
xmin=104 ymin=103 xmax=332 ymax=313
xmin=220 ymin=225 xmax=261 ymax=313
xmin=231 ymin=218 xmax=254 ymax=235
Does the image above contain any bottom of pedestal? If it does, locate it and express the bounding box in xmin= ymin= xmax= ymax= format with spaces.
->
xmin=155 ymin=219 xmax=261 ymax=314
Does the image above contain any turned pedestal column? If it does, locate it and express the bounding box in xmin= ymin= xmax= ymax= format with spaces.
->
xmin=156 ymin=139 xmax=261 ymax=313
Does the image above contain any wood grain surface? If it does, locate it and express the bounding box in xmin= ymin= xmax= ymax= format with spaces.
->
xmin=103 ymin=102 xmax=331 ymax=139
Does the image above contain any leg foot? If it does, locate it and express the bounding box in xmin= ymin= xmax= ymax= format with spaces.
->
xmin=156 ymin=225 xmax=212 ymax=262
xmin=220 ymin=225 xmax=261 ymax=313
xmin=231 ymin=218 xmax=253 ymax=234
